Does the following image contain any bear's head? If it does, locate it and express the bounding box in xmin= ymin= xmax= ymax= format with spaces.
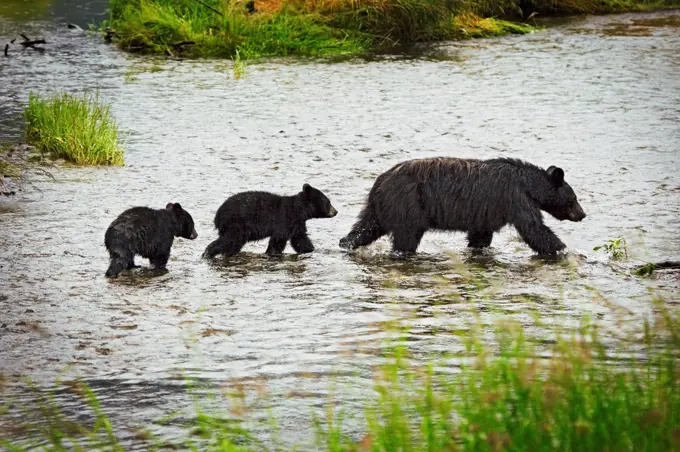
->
xmin=538 ymin=166 xmax=586 ymax=222
xmin=166 ymin=203 xmax=198 ymax=239
xmin=301 ymin=184 xmax=338 ymax=219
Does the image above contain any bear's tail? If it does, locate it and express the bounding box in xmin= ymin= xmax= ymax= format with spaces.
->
xmin=105 ymin=256 xmax=127 ymax=278
xmin=339 ymin=203 xmax=384 ymax=250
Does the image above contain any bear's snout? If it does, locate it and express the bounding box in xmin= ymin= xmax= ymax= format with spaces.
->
xmin=189 ymin=228 xmax=198 ymax=240
xmin=329 ymin=206 xmax=338 ymax=218
xmin=569 ymin=204 xmax=586 ymax=222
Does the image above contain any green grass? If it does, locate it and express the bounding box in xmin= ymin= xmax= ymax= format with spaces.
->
xmin=102 ymin=0 xmax=680 ymax=60
xmin=104 ymin=0 xmax=368 ymax=59
xmin=2 ymin=296 xmax=679 ymax=451
xmin=24 ymin=92 xmax=124 ymax=166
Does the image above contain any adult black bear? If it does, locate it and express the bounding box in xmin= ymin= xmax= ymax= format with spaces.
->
xmin=104 ymin=203 xmax=197 ymax=278
xmin=339 ymin=157 xmax=586 ymax=257
xmin=203 ymin=184 xmax=337 ymax=258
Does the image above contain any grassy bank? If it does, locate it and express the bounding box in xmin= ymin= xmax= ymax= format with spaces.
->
xmin=102 ymin=0 xmax=533 ymax=59
xmin=24 ymin=91 xmax=124 ymax=166
xmin=2 ymin=297 xmax=679 ymax=451
xmin=102 ymin=0 xmax=680 ymax=59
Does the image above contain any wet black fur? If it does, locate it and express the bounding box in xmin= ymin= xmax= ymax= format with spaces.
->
xmin=339 ymin=157 xmax=586 ymax=257
xmin=202 ymin=184 xmax=337 ymax=258
xmin=104 ymin=203 xmax=197 ymax=278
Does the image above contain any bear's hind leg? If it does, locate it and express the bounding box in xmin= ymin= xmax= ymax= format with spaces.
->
xmin=467 ymin=231 xmax=493 ymax=249
xmin=202 ymin=235 xmax=245 ymax=258
xmin=266 ymin=237 xmax=287 ymax=255
xmin=339 ymin=222 xmax=385 ymax=250
xmin=291 ymin=234 xmax=314 ymax=254
xmin=106 ymin=250 xmax=132 ymax=278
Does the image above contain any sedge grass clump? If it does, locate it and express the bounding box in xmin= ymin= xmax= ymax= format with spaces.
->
xmin=452 ymin=12 xmax=533 ymax=38
xmin=24 ymin=91 xmax=124 ymax=166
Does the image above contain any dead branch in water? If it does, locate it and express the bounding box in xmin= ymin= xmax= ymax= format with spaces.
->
xmin=172 ymin=41 xmax=196 ymax=49
xmin=20 ymin=39 xmax=47 ymax=48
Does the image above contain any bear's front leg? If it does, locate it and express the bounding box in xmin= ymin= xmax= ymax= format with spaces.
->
xmin=266 ymin=237 xmax=287 ymax=255
xmin=291 ymin=234 xmax=315 ymax=254
xmin=150 ymin=252 xmax=170 ymax=269
xmin=467 ymin=231 xmax=494 ymax=249
xmin=515 ymin=219 xmax=566 ymax=256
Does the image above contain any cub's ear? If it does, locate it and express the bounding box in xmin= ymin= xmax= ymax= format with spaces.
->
xmin=303 ymin=183 xmax=312 ymax=193
xmin=547 ymin=166 xmax=565 ymax=187
xmin=166 ymin=203 xmax=174 ymax=211
xmin=173 ymin=203 xmax=183 ymax=211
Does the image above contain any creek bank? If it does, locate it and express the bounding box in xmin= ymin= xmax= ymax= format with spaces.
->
xmin=101 ymin=0 xmax=680 ymax=60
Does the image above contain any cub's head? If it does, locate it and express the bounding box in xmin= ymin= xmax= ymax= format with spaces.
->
xmin=166 ymin=203 xmax=198 ymax=239
xmin=540 ymin=166 xmax=586 ymax=222
xmin=301 ymin=184 xmax=338 ymax=220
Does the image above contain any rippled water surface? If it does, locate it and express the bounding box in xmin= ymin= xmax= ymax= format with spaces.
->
xmin=1 ymin=4 xmax=679 ymax=448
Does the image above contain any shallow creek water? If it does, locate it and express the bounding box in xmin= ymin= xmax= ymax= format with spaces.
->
xmin=1 ymin=4 xmax=679 ymax=448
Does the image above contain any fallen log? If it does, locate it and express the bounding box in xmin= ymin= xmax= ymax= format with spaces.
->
xmin=171 ymin=41 xmax=196 ymax=49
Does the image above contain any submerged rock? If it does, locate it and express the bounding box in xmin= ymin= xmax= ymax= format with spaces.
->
xmin=0 ymin=176 xmax=18 ymax=196
xmin=0 ymin=143 xmax=41 ymax=197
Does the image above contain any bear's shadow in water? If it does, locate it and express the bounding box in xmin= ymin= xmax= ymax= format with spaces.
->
xmin=344 ymin=246 xmax=579 ymax=294
xmin=104 ymin=266 xmax=171 ymax=287
xmin=206 ymin=252 xmax=310 ymax=279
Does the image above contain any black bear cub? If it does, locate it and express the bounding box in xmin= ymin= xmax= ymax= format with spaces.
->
xmin=203 ymin=184 xmax=337 ymax=259
xmin=105 ymin=203 xmax=198 ymax=278
xmin=339 ymin=157 xmax=586 ymax=258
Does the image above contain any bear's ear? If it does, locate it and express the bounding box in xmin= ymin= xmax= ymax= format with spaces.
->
xmin=166 ymin=203 xmax=174 ymax=211
xmin=547 ymin=166 xmax=565 ymax=187
xmin=173 ymin=203 xmax=183 ymax=211
xmin=303 ymin=183 xmax=312 ymax=193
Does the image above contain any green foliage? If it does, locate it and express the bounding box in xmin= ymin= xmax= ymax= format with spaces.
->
xmin=233 ymin=49 xmax=246 ymax=79
xmin=104 ymin=0 xmax=368 ymax=59
xmin=103 ymin=0 xmax=533 ymax=60
xmin=311 ymin=305 xmax=680 ymax=451
xmin=235 ymin=12 xmax=367 ymax=59
xmin=633 ymin=262 xmax=657 ymax=277
xmin=3 ymin=299 xmax=680 ymax=451
xmin=23 ymin=92 xmax=124 ymax=166
xmin=102 ymin=0 xmax=680 ymax=60
xmin=593 ymin=237 xmax=628 ymax=260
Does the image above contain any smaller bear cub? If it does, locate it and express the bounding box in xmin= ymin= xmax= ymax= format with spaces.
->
xmin=203 ymin=184 xmax=337 ymax=259
xmin=105 ymin=203 xmax=198 ymax=278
